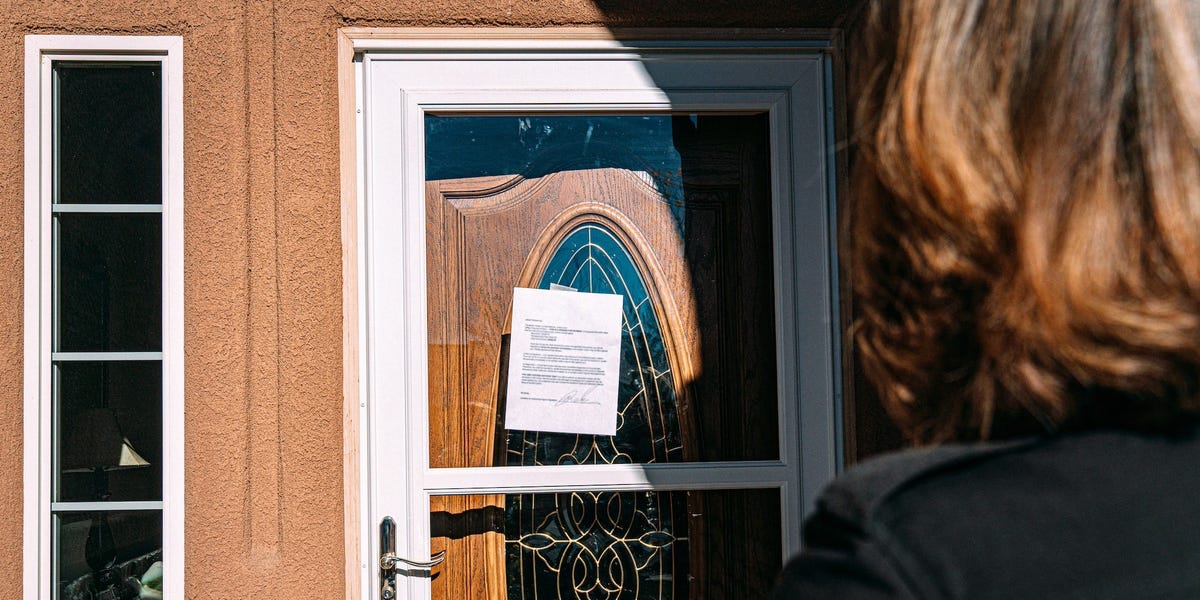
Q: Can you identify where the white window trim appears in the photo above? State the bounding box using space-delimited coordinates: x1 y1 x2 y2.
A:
23 35 184 600
341 28 842 600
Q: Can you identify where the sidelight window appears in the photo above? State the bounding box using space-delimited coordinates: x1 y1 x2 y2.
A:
24 36 183 600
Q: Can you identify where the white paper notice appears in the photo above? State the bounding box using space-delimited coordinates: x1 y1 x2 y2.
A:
504 287 624 436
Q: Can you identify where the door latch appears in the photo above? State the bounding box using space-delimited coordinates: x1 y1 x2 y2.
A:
380 516 447 599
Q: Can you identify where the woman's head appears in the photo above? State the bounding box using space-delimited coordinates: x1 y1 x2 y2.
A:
851 0 1200 443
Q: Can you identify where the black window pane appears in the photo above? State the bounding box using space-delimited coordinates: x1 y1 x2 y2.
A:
56 213 161 352
55 361 163 503
55 510 162 599
54 63 161 204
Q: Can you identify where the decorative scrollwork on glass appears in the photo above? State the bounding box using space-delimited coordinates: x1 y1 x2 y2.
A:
505 222 688 599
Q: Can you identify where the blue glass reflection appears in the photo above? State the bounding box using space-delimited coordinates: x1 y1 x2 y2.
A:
426 115 682 181
426 115 691 227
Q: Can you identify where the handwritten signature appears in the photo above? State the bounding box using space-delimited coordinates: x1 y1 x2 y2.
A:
555 385 601 406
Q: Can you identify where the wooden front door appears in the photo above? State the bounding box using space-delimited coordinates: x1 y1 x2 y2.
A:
423 115 781 598
358 40 840 600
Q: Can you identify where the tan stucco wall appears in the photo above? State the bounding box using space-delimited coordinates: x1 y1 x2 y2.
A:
0 1 851 598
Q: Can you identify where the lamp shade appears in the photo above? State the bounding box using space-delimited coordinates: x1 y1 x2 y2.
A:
61 408 150 472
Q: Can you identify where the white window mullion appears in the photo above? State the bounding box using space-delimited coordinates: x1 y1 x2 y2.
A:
51 352 164 362
422 462 794 495
52 204 163 213
51 501 165 513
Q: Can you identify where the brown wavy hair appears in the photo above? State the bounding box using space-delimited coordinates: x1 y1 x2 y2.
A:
850 0 1200 444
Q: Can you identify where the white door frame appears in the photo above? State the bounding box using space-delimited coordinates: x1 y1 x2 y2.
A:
339 28 842 600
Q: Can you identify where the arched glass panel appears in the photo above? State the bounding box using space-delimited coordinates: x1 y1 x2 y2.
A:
505 222 688 599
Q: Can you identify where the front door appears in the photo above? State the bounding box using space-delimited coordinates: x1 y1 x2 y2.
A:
357 33 840 600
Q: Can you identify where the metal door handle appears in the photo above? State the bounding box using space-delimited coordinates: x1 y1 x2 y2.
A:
381 549 446 570
379 518 446 583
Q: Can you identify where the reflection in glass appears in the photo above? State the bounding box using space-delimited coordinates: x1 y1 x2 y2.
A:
424 112 785 597
53 63 162 204
55 510 162 600
55 361 162 503
49 59 166 600
427 115 683 183
55 213 162 352
424 113 779 467
426 114 705 225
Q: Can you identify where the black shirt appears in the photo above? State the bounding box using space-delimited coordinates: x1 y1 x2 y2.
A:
773 427 1200 599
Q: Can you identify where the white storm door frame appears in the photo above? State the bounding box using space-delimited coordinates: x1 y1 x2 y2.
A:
356 35 840 600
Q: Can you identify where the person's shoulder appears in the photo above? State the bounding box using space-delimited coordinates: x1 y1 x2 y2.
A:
820 426 1200 528
801 427 1200 599
814 437 1038 527
775 439 1042 599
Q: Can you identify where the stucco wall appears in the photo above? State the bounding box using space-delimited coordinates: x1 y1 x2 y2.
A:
0 1 853 598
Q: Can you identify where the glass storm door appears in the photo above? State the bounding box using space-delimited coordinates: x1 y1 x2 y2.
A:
358 38 840 600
